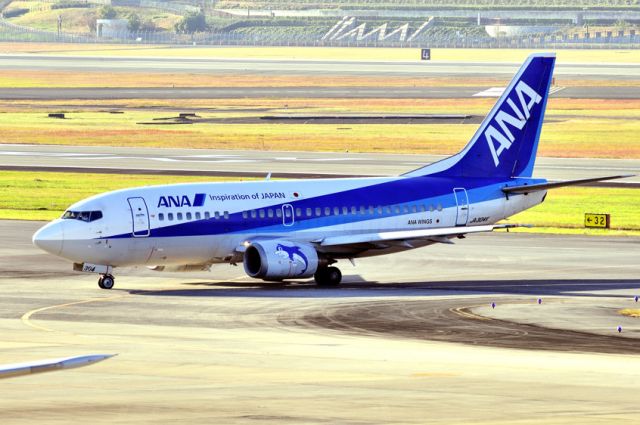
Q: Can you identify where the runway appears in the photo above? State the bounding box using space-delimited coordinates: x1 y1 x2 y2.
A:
1 220 639 423
1 85 638 99
2 144 639 184
2 54 640 79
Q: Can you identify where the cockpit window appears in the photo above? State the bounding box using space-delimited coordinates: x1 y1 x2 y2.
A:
62 210 103 222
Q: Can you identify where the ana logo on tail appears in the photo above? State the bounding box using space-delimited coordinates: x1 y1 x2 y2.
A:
485 80 542 166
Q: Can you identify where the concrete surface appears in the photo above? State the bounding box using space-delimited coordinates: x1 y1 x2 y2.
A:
1 220 639 424
1 85 638 99
2 54 640 78
2 144 639 184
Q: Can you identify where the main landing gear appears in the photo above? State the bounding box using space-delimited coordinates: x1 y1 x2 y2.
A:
314 266 342 287
98 274 115 290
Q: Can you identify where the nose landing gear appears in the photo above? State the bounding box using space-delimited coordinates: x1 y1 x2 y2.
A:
98 274 115 290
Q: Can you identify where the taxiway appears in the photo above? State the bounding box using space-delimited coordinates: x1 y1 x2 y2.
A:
1 54 640 78
2 144 639 184
1 220 638 424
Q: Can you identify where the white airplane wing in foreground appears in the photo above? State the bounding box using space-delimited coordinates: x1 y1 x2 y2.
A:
0 354 115 380
316 224 522 248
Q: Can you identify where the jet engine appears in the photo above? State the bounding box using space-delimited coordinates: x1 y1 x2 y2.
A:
243 240 319 280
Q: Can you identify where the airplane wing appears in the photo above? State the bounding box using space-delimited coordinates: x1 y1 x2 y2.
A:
0 354 115 380
315 224 522 248
502 175 634 195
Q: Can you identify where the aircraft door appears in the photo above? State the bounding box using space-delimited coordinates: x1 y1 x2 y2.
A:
128 197 150 237
453 188 469 226
282 204 294 227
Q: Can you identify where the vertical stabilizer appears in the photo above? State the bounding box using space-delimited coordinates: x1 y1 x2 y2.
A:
405 53 556 179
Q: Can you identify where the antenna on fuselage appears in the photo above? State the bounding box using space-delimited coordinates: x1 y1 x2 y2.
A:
265 172 272 181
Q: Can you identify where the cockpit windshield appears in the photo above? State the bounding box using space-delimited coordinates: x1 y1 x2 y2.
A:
61 210 103 222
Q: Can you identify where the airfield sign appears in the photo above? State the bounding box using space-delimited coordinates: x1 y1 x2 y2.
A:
584 213 610 229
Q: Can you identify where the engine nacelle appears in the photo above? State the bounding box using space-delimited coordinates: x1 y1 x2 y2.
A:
243 240 319 280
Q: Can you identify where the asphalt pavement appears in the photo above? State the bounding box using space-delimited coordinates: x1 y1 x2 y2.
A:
1 144 638 184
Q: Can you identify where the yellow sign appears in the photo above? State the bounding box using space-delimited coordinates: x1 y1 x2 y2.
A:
584 213 610 229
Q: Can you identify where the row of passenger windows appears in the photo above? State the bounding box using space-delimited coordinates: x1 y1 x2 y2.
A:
243 204 443 219
158 211 229 222
157 204 443 222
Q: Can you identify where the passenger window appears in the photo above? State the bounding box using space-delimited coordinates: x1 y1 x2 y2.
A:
315 207 321 216
223 211 229 219
385 206 391 214
242 211 248 219
368 206 374 215
158 213 164 221
268 209 274 218
284 208 291 218
351 206 357 215
403 206 409 214
168 213 174 221
324 207 331 216
342 206 348 215
259 209 265 218
394 206 401 214
377 206 383 215
333 207 339 216
250 210 256 219
177 212 183 220
437 204 443 211
195 212 201 220
419 205 426 212
411 205 417 213
215 211 221 219
429 205 435 212
296 208 302 217
306 208 312 217
205 211 210 219
359 206 366 215
186 212 192 220
276 209 282 218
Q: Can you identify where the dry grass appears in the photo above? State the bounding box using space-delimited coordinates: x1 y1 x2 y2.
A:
619 309 640 318
0 69 638 89
0 70 511 88
0 98 638 158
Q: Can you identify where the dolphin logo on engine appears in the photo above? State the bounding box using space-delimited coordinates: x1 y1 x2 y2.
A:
275 244 309 275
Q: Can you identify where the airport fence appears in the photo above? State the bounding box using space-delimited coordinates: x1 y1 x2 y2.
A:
0 17 638 48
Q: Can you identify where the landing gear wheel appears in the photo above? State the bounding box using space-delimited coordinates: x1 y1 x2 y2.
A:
314 266 342 287
98 274 115 290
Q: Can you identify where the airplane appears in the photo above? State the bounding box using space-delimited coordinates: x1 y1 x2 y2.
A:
32 53 630 289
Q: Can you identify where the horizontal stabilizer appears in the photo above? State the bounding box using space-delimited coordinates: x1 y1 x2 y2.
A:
317 224 523 247
502 175 635 194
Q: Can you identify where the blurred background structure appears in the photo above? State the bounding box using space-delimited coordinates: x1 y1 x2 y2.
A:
0 0 638 47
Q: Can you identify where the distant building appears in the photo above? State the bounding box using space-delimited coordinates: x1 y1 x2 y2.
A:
96 19 129 38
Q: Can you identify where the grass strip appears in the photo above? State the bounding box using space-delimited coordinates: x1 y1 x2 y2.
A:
619 309 640 318
2 171 638 237
1 70 637 89
0 171 245 220
0 109 638 158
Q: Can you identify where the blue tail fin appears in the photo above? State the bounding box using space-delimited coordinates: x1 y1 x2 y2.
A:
405 53 556 179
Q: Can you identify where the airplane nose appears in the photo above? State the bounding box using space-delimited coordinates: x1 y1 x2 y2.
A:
32 221 65 256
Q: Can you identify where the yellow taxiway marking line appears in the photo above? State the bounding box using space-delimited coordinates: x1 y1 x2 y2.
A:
21 295 127 332
20 275 250 332
450 305 492 321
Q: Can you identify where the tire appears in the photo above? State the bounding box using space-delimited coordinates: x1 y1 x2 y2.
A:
315 266 342 287
99 275 115 290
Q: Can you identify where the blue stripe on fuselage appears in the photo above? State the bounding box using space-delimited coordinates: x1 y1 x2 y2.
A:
106 176 544 239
